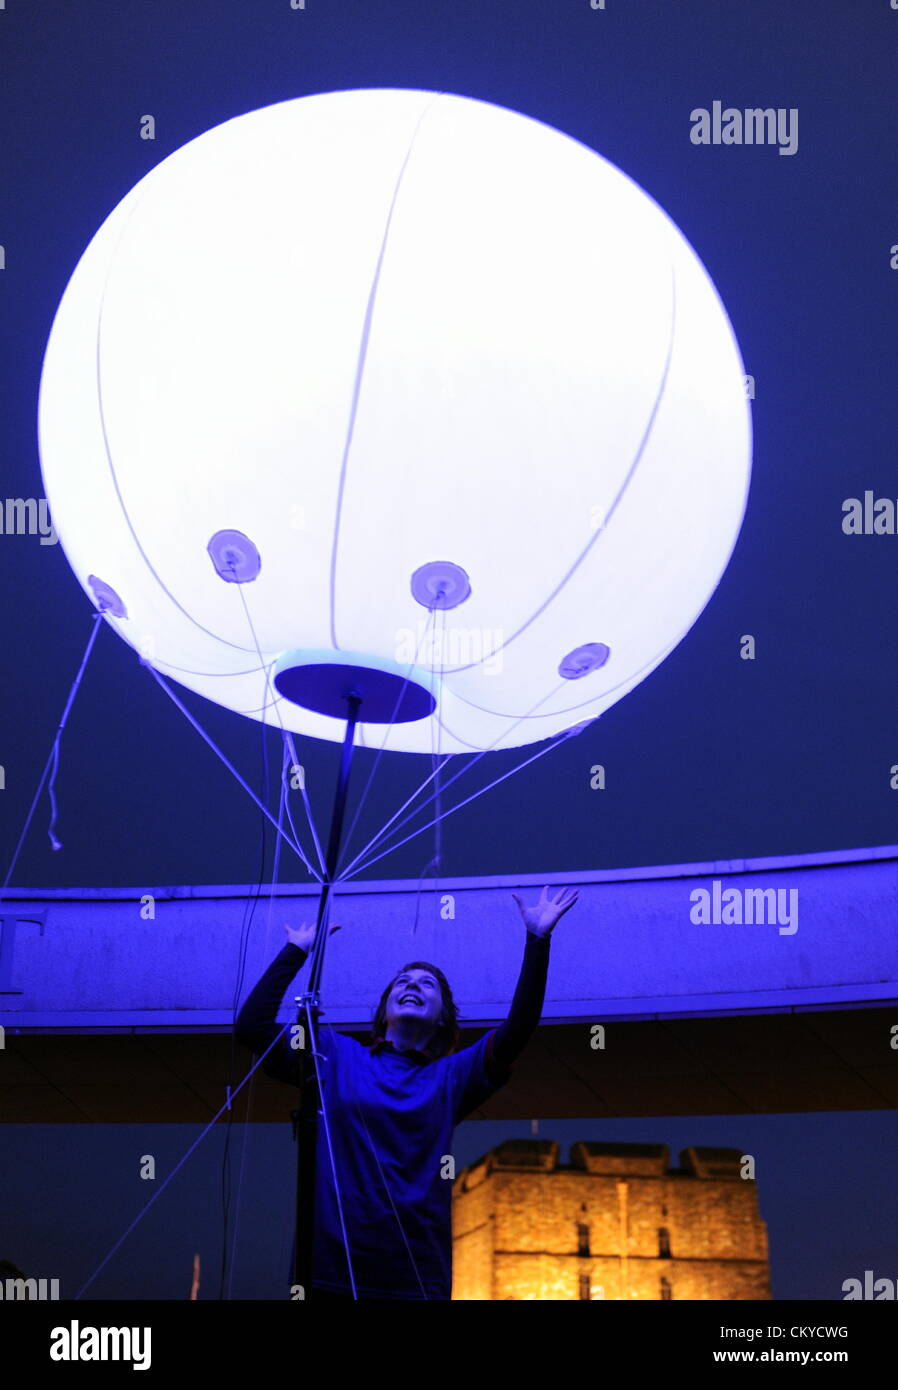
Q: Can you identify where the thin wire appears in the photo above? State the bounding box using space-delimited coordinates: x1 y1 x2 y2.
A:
283 732 326 878
431 606 445 876
0 610 104 905
304 778 436 1297
328 595 440 1300
74 1018 295 1299
339 679 572 880
336 603 439 875
220 824 270 1296
343 661 558 1289
219 574 320 1297
337 754 455 881
45 743 62 851
145 665 322 881
306 1014 359 1299
141 580 322 1296
226 577 365 1300
213 575 365 1300
411 605 446 935
344 727 575 881
432 619 443 879
224 751 288 1298
348 1087 431 1299
221 718 283 1296
229 582 326 880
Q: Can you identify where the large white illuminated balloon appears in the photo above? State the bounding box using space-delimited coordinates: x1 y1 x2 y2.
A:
38 89 751 754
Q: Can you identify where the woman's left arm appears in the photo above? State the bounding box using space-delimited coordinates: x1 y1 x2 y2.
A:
488 886 579 1075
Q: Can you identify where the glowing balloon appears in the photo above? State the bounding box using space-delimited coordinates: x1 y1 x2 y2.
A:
38 89 751 753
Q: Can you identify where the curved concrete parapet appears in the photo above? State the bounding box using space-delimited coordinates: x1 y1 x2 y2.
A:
1 844 895 1032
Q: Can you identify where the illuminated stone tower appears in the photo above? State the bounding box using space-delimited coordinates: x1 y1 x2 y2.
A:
452 1140 771 1300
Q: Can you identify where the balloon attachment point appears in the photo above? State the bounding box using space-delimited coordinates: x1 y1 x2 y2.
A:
207 530 261 583
88 575 127 619
410 561 471 611
558 643 611 679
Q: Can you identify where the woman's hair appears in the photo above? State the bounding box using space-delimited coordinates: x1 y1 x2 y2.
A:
371 961 461 1059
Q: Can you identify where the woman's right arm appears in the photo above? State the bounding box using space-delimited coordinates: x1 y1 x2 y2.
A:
234 939 309 1086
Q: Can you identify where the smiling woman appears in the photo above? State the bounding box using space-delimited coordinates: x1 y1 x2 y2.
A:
371 962 460 1059
234 885 579 1300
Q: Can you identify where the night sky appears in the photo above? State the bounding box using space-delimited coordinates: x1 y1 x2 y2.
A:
1 0 896 1301
3 1113 895 1301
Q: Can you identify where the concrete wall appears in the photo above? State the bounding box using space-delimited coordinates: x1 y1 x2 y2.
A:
1 843 895 1031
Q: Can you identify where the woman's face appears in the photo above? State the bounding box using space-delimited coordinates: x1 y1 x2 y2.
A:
385 967 443 1035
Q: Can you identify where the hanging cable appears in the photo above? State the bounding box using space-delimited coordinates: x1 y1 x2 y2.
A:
0 609 104 906
346 1073 431 1300
283 732 326 879
336 603 439 875
223 576 365 1300
223 768 291 1298
229 581 326 880
339 679 574 880
144 666 322 881
344 726 576 881
306 1015 360 1299
219 695 281 1299
74 1017 297 1299
411 604 447 936
217 573 329 1297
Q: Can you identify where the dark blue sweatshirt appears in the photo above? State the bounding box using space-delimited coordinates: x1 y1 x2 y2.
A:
235 931 551 1299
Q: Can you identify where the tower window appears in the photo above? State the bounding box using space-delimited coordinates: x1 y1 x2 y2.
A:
660 1276 672 1300
658 1227 671 1258
577 1223 590 1256
579 1273 591 1301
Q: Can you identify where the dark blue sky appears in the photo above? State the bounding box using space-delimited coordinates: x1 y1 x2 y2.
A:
1 0 896 1302
1 0 896 889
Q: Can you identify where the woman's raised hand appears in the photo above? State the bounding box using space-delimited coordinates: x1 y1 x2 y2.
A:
511 885 579 938
284 920 341 951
